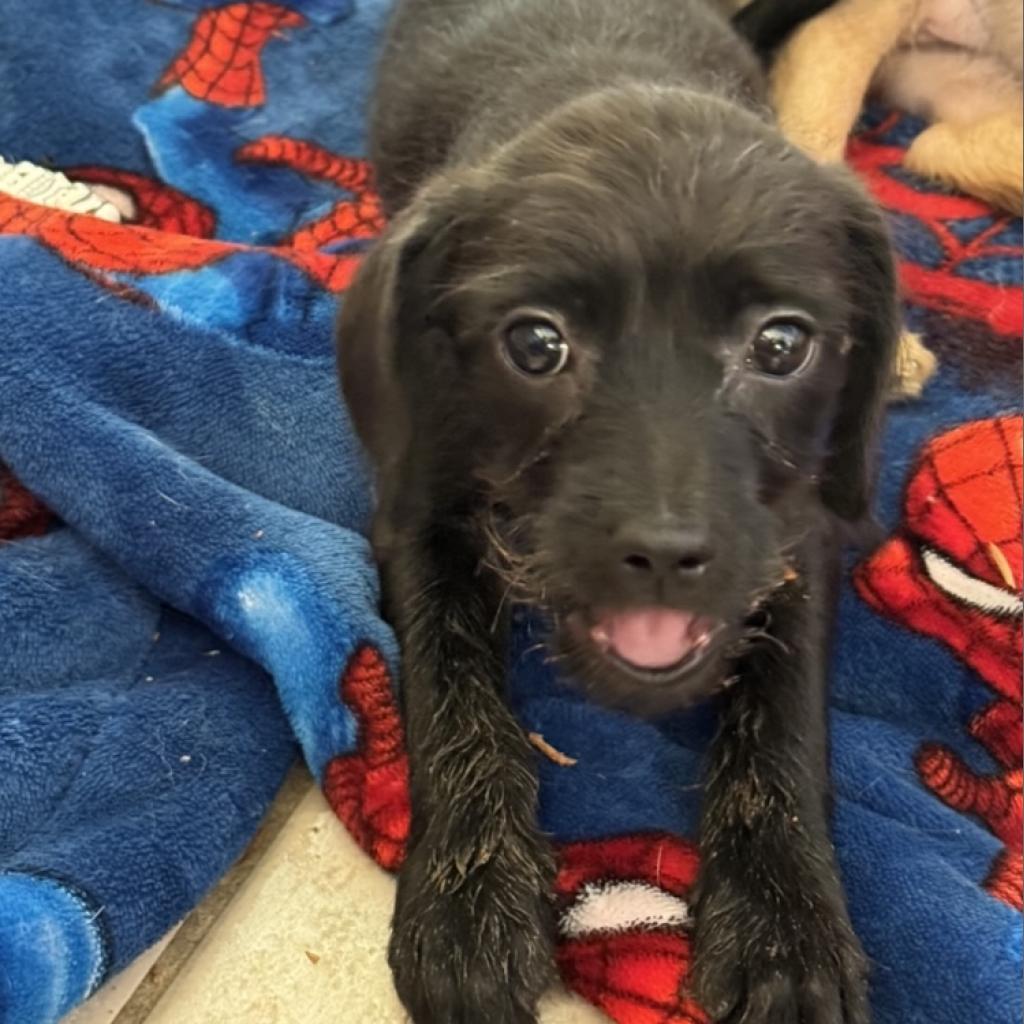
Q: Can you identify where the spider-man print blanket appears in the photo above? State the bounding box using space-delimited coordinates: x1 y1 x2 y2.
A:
0 3 1020 1023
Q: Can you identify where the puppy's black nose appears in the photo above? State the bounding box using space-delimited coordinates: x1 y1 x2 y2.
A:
616 521 714 577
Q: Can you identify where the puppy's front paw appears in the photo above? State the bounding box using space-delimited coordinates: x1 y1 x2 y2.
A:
388 836 556 1024
691 864 870 1023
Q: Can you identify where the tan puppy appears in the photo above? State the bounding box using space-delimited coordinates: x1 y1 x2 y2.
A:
770 0 1023 213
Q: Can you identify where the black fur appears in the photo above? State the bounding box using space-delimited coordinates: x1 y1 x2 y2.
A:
733 0 841 55
337 1 898 1021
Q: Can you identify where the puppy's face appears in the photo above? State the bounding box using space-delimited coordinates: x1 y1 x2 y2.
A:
340 88 897 713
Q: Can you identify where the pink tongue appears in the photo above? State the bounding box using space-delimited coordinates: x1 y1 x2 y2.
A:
590 608 700 670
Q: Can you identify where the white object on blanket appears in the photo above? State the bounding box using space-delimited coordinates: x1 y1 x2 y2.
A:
560 880 690 938
0 155 121 222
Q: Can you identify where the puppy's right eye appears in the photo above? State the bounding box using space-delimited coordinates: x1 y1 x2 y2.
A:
502 318 570 377
746 318 814 377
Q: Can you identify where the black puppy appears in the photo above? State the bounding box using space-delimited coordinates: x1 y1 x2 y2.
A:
337 1 897 1021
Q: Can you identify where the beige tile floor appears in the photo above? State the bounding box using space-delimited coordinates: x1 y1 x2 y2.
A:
66 768 607 1024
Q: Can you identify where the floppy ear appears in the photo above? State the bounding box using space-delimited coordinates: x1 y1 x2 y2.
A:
819 169 900 525
335 181 460 554
337 195 447 463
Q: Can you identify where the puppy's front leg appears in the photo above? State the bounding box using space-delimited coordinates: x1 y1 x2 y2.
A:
386 520 555 1024
692 537 869 1024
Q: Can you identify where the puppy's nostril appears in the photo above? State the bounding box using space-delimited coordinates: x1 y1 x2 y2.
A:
615 520 714 579
623 553 654 572
676 555 707 574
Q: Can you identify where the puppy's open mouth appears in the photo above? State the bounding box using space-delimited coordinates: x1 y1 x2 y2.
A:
570 607 725 682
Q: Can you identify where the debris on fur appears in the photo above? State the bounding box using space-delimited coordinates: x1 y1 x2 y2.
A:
987 541 1016 589
529 733 578 766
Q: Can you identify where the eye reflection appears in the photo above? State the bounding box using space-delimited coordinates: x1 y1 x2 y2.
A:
503 318 571 376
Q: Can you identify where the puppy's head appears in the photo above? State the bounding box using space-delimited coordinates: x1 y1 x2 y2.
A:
339 86 898 713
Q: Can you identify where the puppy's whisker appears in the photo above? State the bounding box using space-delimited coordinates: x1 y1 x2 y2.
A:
519 640 551 660
490 580 518 634
735 628 793 659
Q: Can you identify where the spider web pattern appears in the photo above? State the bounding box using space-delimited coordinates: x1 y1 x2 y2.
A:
236 136 374 192
856 417 1023 910
556 835 705 1023
559 931 705 1024
555 834 700 901
908 417 1022 599
285 195 382 251
284 246 362 291
0 194 237 274
916 743 1022 908
236 135 384 251
156 3 306 108
322 646 410 872
65 166 216 237
857 417 1022 698
0 193 363 292
858 534 1021 699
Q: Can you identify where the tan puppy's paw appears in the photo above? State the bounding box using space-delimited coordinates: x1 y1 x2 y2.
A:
891 330 937 402
905 117 1024 216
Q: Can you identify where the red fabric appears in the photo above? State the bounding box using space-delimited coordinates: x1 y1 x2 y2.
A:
66 167 217 237
236 136 385 251
856 416 1023 911
156 3 306 108
559 932 705 1024
0 135 380 293
323 646 410 872
847 121 1022 339
0 466 51 543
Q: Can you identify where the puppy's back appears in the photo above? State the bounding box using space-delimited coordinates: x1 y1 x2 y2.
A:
368 0 764 213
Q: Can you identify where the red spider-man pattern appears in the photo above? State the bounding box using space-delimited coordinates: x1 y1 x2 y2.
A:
556 835 705 1024
560 931 703 1024
65 166 216 237
0 192 363 293
0 194 235 273
236 135 385 252
916 744 1022 907
322 645 708 1023
856 416 1023 910
848 115 1022 340
0 466 51 543
236 136 375 193
323 645 410 872
156 3 305 108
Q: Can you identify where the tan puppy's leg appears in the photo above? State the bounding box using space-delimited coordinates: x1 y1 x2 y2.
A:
771 0 918 162
904 103 1024 215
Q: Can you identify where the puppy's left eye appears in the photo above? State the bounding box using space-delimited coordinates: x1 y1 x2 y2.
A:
746 319 814 377
503 318 570 377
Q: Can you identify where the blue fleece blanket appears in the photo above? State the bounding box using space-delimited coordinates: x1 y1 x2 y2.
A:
0 4 1020 1024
